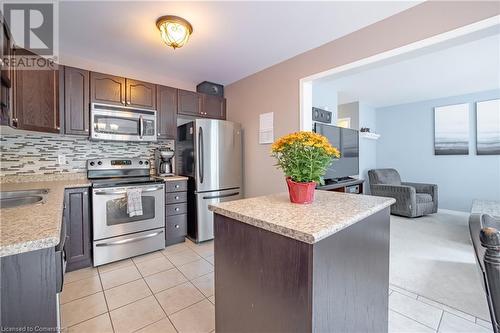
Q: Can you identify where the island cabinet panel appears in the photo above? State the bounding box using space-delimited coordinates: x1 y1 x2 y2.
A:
214 207 390 333
126 79 156 109
157 85 177 139
63 66 90 135
178 89 202 117
90 72 126 106
64 187 92 272
202 94 226 120
0 247 57 329
13 50 60 133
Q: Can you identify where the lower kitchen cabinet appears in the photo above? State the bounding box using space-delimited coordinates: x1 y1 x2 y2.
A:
165 179 188 246
64 187 92 272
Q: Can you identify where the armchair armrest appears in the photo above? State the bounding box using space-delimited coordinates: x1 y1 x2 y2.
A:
402 182 437 194
370 184 417 216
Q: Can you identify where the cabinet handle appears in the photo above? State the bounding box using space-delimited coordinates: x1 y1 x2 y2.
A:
121 100 125 105
174 224 180 229
56 126 60 130
174 207 180 211
85 129 89 132
175 185 180 188
12 118 18 127
175 196 179 200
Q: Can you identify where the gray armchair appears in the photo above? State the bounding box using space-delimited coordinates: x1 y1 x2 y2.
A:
368 168 438 217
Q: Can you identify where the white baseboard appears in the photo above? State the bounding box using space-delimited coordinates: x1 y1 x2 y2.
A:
438 208 469 217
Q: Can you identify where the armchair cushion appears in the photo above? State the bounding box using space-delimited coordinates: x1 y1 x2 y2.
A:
416 193 433 204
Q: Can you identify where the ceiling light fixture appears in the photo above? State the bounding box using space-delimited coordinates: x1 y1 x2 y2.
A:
156 15 193 50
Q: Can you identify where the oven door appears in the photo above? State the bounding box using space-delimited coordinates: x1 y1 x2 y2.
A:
92 183 165 240
91 103 156 142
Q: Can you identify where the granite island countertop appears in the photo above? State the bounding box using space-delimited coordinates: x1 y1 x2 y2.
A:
209 191 395 244
0 178 91 257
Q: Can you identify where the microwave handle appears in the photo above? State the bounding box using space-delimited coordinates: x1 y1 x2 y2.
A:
139 115 144 139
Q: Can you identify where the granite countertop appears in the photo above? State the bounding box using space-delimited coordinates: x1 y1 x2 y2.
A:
471 200 500 217
209 191 395 244
0 178 91 257
158 175 189 182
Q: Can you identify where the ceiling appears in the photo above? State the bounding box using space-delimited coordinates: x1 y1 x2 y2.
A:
313 33 500 108
58 1 419 88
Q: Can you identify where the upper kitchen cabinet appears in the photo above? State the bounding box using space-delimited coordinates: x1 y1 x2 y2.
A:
202 94 226 120
157 85 177 139
90 72 126 107
178 89 202 117
126 79 156 110
13 49 60 133
90 72 156 110
63 66 90 135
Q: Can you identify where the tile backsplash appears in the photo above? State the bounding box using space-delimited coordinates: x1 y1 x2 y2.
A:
0 130 174 178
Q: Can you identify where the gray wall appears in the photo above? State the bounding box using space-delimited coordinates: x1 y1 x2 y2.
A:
359 103 377 194
376 90 500 212
338 102 360 130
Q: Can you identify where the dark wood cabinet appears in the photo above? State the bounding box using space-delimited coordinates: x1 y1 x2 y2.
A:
126 78 156 109
64 187 92 272
157 85 177 139
165 179 188 246
90 72 126 106
13 49 60 133
178 89 202 117
202 94 226 119
1 19 13 126
63 66 90 135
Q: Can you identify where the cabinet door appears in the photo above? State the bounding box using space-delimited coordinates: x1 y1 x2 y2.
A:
64 187 92 272
157 85 177 139
90 72 126 106
178 89 202 116
202 94 226 119
13 51 60 133
64 66 90 135
126 79 156 109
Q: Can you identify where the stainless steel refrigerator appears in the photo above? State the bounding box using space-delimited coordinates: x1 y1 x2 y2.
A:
177 119 243 242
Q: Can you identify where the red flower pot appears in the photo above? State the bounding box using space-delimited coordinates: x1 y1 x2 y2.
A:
286 177 316 204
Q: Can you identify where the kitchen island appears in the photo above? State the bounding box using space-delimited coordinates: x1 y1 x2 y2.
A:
209 191 395 333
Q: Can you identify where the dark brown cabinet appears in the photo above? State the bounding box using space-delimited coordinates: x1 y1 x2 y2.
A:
1 19 13 126
13 49 60 133
178 89 202 117
91 72 156 109
202 94 226 119
63 66 90 135
165 179 188 246
126 78 156 109
157 85 177 139
90 72 126 107
64 187 92 272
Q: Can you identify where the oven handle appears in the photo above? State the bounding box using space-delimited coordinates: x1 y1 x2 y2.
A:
94 185 164 195
95 230 164 247
139 115 144 139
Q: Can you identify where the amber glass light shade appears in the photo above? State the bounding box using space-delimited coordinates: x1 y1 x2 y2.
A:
156 15 193 50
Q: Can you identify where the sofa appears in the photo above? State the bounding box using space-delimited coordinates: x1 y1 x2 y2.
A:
368 168 438 217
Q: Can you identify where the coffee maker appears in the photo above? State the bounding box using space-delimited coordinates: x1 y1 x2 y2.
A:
155 148 175 176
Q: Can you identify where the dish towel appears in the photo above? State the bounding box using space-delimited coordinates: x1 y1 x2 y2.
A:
127 188 143 217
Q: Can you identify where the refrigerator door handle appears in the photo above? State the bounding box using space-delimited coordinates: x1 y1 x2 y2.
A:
202 192 240 200
198 126 204 184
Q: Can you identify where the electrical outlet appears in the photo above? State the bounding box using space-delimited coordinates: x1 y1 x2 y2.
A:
58 154 66 165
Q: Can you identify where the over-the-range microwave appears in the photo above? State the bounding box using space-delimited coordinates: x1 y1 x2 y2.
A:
90 103 157 142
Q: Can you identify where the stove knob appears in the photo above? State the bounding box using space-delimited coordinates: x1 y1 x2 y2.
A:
139 161 143 165
89 161 95 166
97 161 102 166
145 161 149 165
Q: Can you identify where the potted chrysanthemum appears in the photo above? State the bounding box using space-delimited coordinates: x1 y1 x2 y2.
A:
271 131 340 204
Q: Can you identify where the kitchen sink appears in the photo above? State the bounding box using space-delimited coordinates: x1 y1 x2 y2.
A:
0 189 49 209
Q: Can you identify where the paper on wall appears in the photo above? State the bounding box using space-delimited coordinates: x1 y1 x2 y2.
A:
259 112 274 144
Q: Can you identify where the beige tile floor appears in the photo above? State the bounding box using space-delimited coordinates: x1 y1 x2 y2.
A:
61 239 215 333
62 237 494 333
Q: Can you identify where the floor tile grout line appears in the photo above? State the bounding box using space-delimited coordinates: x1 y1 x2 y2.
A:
131 256 180 333
389 308 442 332
60 289 103 306
436 309 444 333
167 297 211 317
97 267 116 333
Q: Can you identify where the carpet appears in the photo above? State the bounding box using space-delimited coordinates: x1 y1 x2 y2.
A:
389 211 491 320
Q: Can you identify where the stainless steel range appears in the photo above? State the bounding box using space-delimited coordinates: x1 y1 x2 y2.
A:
87 157 165 266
